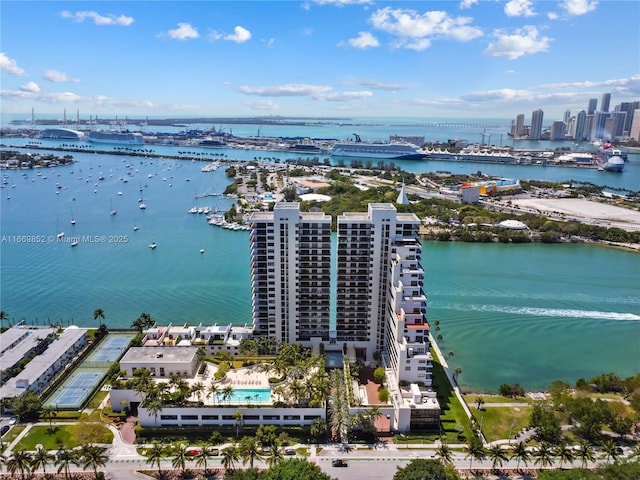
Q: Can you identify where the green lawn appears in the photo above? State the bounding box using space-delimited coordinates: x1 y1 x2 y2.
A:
471 406 531 443
464 394 529 406
14 425 113 451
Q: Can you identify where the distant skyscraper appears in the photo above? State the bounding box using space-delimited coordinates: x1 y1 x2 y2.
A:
563 109 571 124
593 111 611 139
601 93 611 113
618 101 639 134
630 109 640 141
530 109 544 140
574 110 586 141
584 114 595 141
610 111 627 137
551 121 566 141
515 113 525 137
603 116 618 141
587 98 597 115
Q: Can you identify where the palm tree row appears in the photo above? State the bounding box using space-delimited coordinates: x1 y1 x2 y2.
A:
3 445 108 480
463 438 617 474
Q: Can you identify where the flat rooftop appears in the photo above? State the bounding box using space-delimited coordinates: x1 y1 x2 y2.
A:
120 346 197 363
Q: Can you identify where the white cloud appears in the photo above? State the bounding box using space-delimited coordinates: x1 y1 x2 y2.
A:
368 7 483 49
225 26 251 43
245 99 280 111
345 78 402 91
0 89 154 109
547 12 559 20
485 26 551 59
0 53 26 76
560 0 598 16
60 10 133 26
504 0 536 17
43 69 78 83
237 83 372 102
262 38 276 48
313 0 373 6
459 0 478 10
238 84 333 97
165 23 200 41
344 32 380 49
540 75 640 94
20 81 40 93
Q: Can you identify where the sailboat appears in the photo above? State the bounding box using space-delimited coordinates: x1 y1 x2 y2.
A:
139 189 147 210
133 219 139 231
56 219 64 240
70 207 76 225
110 199 117 216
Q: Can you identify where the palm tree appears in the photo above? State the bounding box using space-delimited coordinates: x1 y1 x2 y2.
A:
222 385 234 404
31 446 54 477
221 445 240 473
239 436 262 469
0 310 8 326
265 444 284 467
55 448 79 480
41 404 57 432
576 440 596 468
487 444 508 472
234 410 244 439
81 445 108 479
191 381 205 403
476 396 485 410
554 442 575 469
534 442 555 469
146 442 165 477
6 450 31 480
435 440 454 465
600 438 620 464
171 444 190 475
93 308 105 329
510 441 530 471
465 438 486 473
310 417 328 444
145 398 163 426
195 446 214 474
207 382 220 405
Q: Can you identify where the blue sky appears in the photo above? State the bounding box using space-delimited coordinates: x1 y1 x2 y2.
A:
1 0 638 120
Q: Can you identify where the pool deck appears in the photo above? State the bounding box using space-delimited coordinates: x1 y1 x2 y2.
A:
159 363 274 405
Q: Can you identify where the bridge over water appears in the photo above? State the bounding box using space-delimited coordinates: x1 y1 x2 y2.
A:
389 123 505 129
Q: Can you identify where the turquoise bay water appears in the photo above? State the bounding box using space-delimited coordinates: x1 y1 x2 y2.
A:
1 150 639 392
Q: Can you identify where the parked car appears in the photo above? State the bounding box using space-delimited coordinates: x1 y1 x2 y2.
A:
284 448 296 455
332 459 348 467
0 425 10 436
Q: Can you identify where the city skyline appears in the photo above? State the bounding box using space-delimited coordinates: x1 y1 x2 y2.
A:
1 0 638 119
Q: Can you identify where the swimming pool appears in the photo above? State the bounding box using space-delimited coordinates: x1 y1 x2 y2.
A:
224 388 271 404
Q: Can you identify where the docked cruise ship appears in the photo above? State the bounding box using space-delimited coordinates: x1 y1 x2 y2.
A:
594 143 625 172
330 134 424 160
87 130 144 145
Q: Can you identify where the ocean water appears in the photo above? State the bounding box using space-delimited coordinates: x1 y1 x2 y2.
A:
1 146 639 392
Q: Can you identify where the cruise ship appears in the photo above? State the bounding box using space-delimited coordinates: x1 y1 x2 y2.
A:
330 134 424 160
594 143 625 172
87 130 144 145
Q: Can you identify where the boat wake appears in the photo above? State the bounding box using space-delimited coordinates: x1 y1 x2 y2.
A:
446 303 640 321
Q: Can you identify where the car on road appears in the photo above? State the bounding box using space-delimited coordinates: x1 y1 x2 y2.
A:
0 425 10 436
284 448 296 455
332 459 348 467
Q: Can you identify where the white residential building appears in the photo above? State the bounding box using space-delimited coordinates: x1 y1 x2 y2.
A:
249 203 332 347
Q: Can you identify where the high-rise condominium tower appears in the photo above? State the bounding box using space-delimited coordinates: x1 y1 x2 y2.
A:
249 203 332 345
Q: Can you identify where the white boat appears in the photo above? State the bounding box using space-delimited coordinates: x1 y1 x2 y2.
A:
70 239 79 247
70 207 76 225
148 242 157 249
331 134 424 160
110 199 117 216
139 202 146 210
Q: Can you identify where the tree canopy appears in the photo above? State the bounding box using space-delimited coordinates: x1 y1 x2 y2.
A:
393 459 461 480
